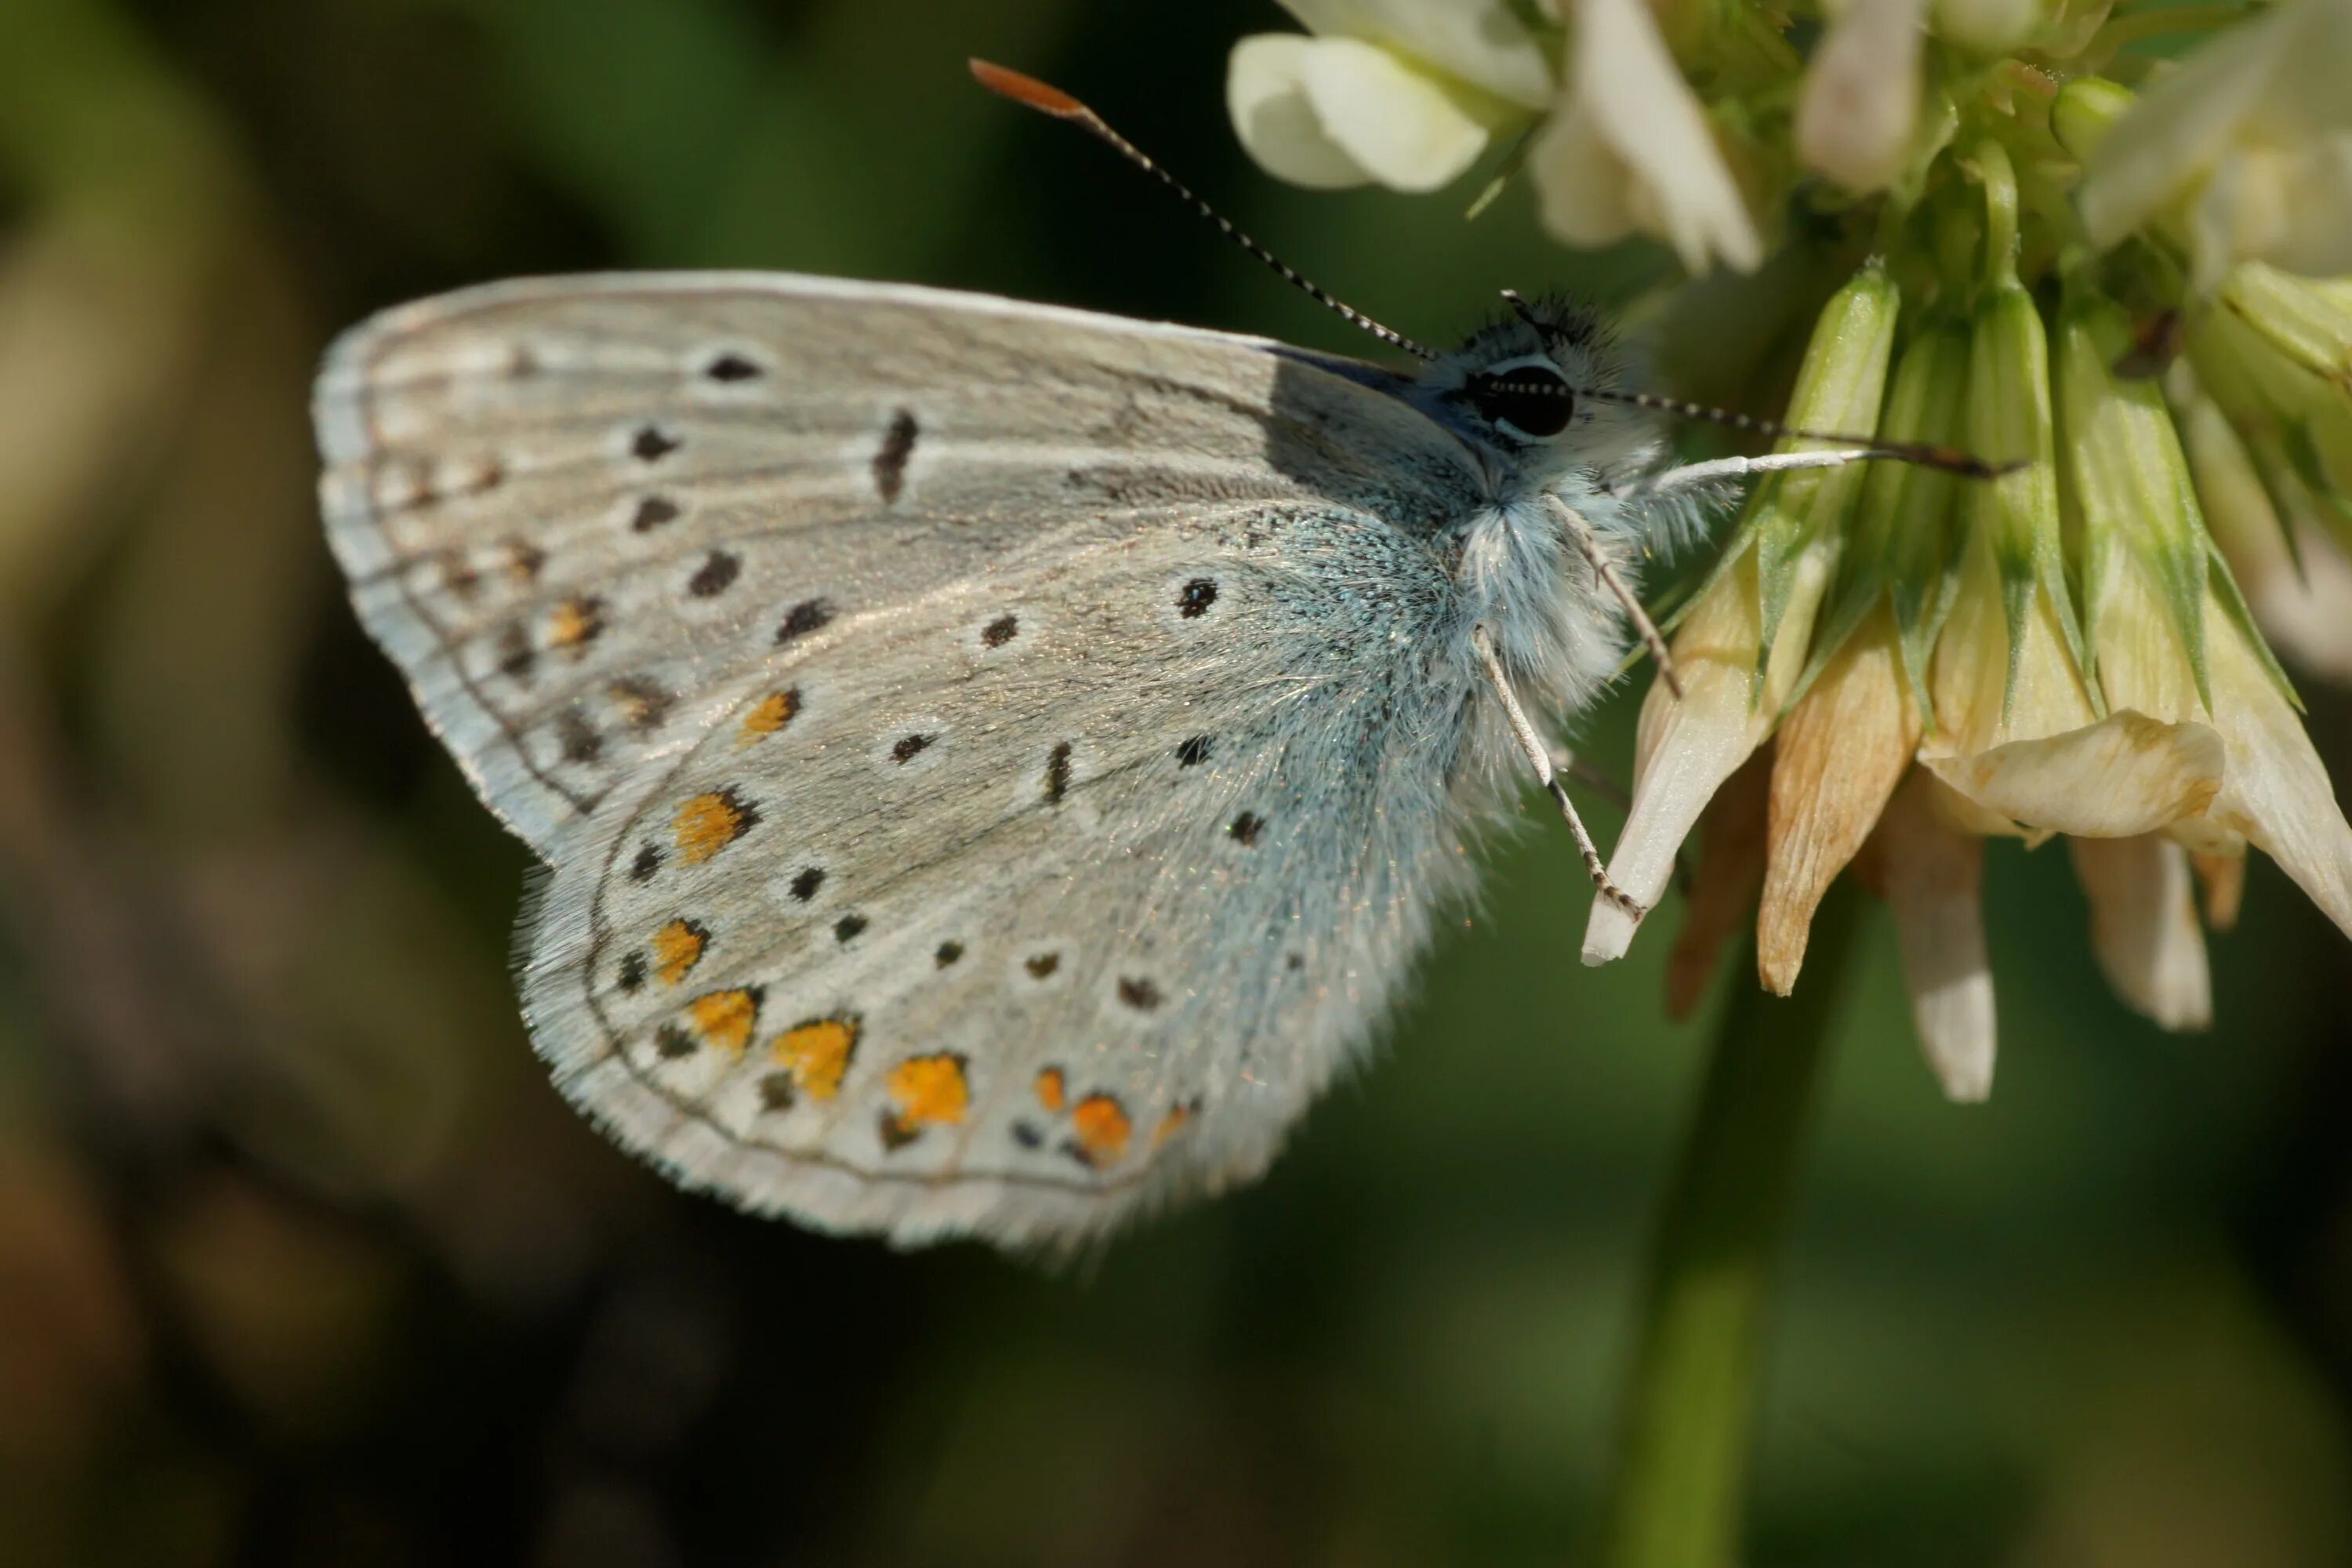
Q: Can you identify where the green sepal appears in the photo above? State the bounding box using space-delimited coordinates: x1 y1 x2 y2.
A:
1967 281 2090 721
1749 264 1903 709
1465 123 1537 222
2281 418 2352 532
2056 291 2213 712
1784 317 1970 720
2220 263 2352 392
2206 541 2305 713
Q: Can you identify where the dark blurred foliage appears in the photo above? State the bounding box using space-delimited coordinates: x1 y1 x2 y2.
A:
3 2 2351 1564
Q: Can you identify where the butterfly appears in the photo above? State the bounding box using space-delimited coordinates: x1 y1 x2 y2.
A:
311 63 1944 1249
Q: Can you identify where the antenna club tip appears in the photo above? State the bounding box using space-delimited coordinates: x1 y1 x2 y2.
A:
969 59 1089 118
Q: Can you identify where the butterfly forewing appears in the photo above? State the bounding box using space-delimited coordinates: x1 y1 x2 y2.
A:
316 273 1501 1245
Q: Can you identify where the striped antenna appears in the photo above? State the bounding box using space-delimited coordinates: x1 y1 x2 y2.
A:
971 60 1436 361
1497 292 2016 479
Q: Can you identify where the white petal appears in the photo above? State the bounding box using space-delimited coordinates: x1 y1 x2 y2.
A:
2070 835 2212 1030
2077 0 2352 278
1529 104 1642 250
1581 658 1771 963
1864 771 1998 1102
1922 710 2227 838
1924 538 2098 759
1298 37 1494 191
2205 608 2352 938
1583 546 1826 963
1796 0 1928 194
2184 392 2352 681
2078 13 2296 251
2265 133 2352 280
1541 0 1762 273
1759 606 1919 993
1229 35 1375 189
1282 0 1554 107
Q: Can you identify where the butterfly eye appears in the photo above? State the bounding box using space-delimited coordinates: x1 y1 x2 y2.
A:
1471 365 1577 440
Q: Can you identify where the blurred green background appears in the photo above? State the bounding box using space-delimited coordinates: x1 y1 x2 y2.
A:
5 2 2352 1563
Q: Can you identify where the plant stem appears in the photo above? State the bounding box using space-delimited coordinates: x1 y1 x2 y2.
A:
1598 887 1863 1568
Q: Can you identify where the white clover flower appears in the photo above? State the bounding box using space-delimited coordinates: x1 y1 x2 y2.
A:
2169 263 2352 682
1529 0 1765 273
2176 374 2352 682
1227 1 1552 193
1795 0 1930 194
2077 0 2352 289
1227 0 1762 271
1583 150 2352 1097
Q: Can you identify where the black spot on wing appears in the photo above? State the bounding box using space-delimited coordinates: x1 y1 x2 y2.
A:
776 598 835 645
688 551 740 597
873 409 918 503
556 706 601 764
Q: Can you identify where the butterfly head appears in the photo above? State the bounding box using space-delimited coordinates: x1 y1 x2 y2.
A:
1414 293 1651 482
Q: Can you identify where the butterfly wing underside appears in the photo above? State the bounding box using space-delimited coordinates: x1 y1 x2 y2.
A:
314 273 1496 1245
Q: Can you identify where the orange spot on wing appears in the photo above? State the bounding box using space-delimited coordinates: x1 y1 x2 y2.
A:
650 919 707 986
741 688 801 742
547 593 604 651
774 1018 858 1102
1034 1067 1066 1114
884 1054 970 1140
1069 1094 1131 1167
688 988 760 1054
673 789 755 863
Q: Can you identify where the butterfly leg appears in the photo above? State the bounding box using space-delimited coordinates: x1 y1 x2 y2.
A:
1543 494 1681 699
1472 623 1646 919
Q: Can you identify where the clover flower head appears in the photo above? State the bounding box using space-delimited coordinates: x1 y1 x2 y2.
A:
1587 150 2352 1096
2077 0 2352 292
1228 1 1553 194
1222 0 2352 1091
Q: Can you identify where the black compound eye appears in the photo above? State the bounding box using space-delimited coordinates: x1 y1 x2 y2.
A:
1471 365 1577 439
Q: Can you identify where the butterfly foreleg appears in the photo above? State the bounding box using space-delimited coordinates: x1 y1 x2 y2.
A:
1622 446 1893 503
1542 494 1681 699
1470 622 1646 920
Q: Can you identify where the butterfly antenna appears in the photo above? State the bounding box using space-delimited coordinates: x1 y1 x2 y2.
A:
1498 289 2019 478
972 60 1437 362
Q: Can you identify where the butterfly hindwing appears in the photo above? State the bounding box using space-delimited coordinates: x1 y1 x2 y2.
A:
316 273 1509 1245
